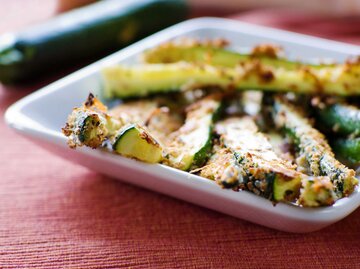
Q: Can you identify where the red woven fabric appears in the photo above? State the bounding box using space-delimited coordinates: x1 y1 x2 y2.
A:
1 3 360 268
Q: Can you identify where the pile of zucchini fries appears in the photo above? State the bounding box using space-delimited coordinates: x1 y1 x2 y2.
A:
63 39 360 207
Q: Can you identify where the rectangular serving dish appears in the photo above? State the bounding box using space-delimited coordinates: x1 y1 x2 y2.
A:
5 17 360 233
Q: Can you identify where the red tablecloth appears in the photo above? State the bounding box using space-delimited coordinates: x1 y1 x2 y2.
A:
1 3 360 268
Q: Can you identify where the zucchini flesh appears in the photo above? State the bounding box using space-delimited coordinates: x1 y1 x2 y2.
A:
164 94 222 171
316 102 360 136
215 117 302 202
113 124 163 163
272 96 358 197
0 0 188 83
102 61 360 99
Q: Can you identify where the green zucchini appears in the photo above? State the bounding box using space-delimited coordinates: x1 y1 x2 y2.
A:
272 96 358 197
0 0 187 83
333 137 360 165
164 94 223 171
102 60 360 99
113 124 163 163
316 102 360 136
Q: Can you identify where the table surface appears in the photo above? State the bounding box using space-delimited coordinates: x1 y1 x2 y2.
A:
1 1 360 268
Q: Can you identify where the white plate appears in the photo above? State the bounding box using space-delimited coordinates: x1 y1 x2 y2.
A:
5 18 360 233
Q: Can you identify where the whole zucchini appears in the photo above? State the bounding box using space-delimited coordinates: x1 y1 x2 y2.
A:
0 0 188 83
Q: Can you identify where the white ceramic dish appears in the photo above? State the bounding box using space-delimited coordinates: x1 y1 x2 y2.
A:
5 18 360 233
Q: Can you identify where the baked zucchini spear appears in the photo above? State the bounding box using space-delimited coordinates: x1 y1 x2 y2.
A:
62 93 183 148
200 117 336 206
164 93 223 171
333 137 360 165
298 176 336 207
200 146 243 189
63 94 166 163
102 58 360 99
143 41 304 69
215 117 300 202
315 100 360 136
62 93 124 148
110 99 183 143
272 96 358 197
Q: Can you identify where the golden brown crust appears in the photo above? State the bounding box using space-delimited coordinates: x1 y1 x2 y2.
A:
250 44 284 59
138 126 161 147
235 60 275 84
84 93 108 112
216 117 299 180
159 38 230 49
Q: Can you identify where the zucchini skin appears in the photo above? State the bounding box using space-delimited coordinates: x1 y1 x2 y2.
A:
316 102 360 136
272 96 358 197
0 0 188 83
333 137 360 164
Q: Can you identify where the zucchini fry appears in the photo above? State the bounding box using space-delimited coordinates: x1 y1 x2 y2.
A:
109 98 183 145
144 40 303 69
215 117 301 202
272 96 358 197
164 93 223 171
315 100 360 136
102 59 360 99
199 146 244 189
298 177 336 207
62 93 124 148
200 117 336 206
62 95 166 163
63 94 183 149
333 137 360 165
